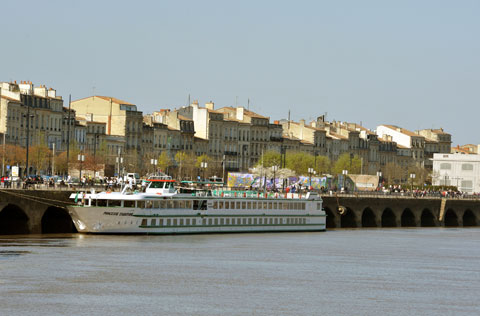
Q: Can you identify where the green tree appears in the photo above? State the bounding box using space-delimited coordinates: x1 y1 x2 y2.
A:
285 152 314 175
256 150 282 168
175 151 188 180
332 153 362 175
195 154 212 168
314 155 331 175
157 151 172 174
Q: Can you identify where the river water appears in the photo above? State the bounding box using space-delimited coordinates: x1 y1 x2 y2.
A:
1 229 479 316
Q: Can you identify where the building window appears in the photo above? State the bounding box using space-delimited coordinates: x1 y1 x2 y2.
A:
440 163 451 170
462 164 473 171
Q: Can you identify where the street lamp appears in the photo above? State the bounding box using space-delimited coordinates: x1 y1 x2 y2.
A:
151 158 158 175
201 161 208 181
342 169 348 191
377 171 382 188
409 173 416 192
23 108 34 178
272 165 278 191
308 167 315 188
116 155 123 177
78 153 85 180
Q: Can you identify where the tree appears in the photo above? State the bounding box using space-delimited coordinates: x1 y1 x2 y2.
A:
157 151 172 174
383 162 405 184
314 155 331 175
332 153 362 175
285 152 314 175
256 151 281 168
175 151 189 180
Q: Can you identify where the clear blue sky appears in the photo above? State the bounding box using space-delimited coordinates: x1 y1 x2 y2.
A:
2 0 479 145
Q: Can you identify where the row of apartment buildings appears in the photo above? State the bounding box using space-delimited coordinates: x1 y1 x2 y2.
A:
0 81 453 178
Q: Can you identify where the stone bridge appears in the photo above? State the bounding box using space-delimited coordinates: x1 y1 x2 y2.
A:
321 195 479 228
0 189 76 234
0 190 479 234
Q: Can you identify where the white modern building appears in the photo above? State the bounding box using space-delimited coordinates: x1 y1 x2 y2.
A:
432 153 480 193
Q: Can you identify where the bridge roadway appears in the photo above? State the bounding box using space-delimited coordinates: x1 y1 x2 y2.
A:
0 189 478 234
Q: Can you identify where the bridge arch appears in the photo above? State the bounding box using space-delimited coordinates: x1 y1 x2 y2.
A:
463 209 477 227
445 209 459 227
340 207 357 228
381 208 396 227
361 208 377 227
0 204 30 234
324 207 336 229
401 208 416 227
41 206 77 234
421 209 436 227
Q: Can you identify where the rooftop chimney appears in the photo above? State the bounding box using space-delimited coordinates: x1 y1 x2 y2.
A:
205 101 214 110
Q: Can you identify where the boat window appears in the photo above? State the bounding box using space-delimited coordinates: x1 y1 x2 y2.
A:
225 201 229 209
151 219 157 226
236 201 241 209
208 218 213 225
173 219 177 226
242 202 246 209
268 202 272 210
146 201 153 209
283 203 288 210
202 218 207 225
219 201 224 209
301 203 305 210
193 200 200 210
200 200 207 210
141 219 147 226
317 203 321 210
159 219 164 226
273 202 277 210
214 218 219 225
185 200 192 209
166 219 171 226
149 181 164 189
185 219 190 226
263 202 268 209
242 218 247 225
220 218 224 225
213 201 218 209
257 202 262 210
174 201 180 208
109 200 121 207
168 200 175 209
152 201 159 208
97 199 107 207
247 201 251 209
179 219 184 226
124 201 135 208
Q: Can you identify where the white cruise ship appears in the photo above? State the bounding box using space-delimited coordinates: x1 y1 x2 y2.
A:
67 176 326 234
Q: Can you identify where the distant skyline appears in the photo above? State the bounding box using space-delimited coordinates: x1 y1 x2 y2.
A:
1 0 479 145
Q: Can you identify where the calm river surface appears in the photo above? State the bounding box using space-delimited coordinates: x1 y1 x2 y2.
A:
1 229 480 316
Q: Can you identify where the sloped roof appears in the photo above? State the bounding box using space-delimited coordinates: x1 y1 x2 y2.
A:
73 95 135 105
381 125 419 137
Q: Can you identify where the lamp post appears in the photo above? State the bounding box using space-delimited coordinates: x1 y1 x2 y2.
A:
66 94 72 175
342 169 348 191
78 153 85 180
92 134 100 179
377 171 382 188
151 158 158 175
201 161 208 181
272 165 278 191
116 154 123 178
308 167 314 188
23 107 34 178
410 173 416 192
